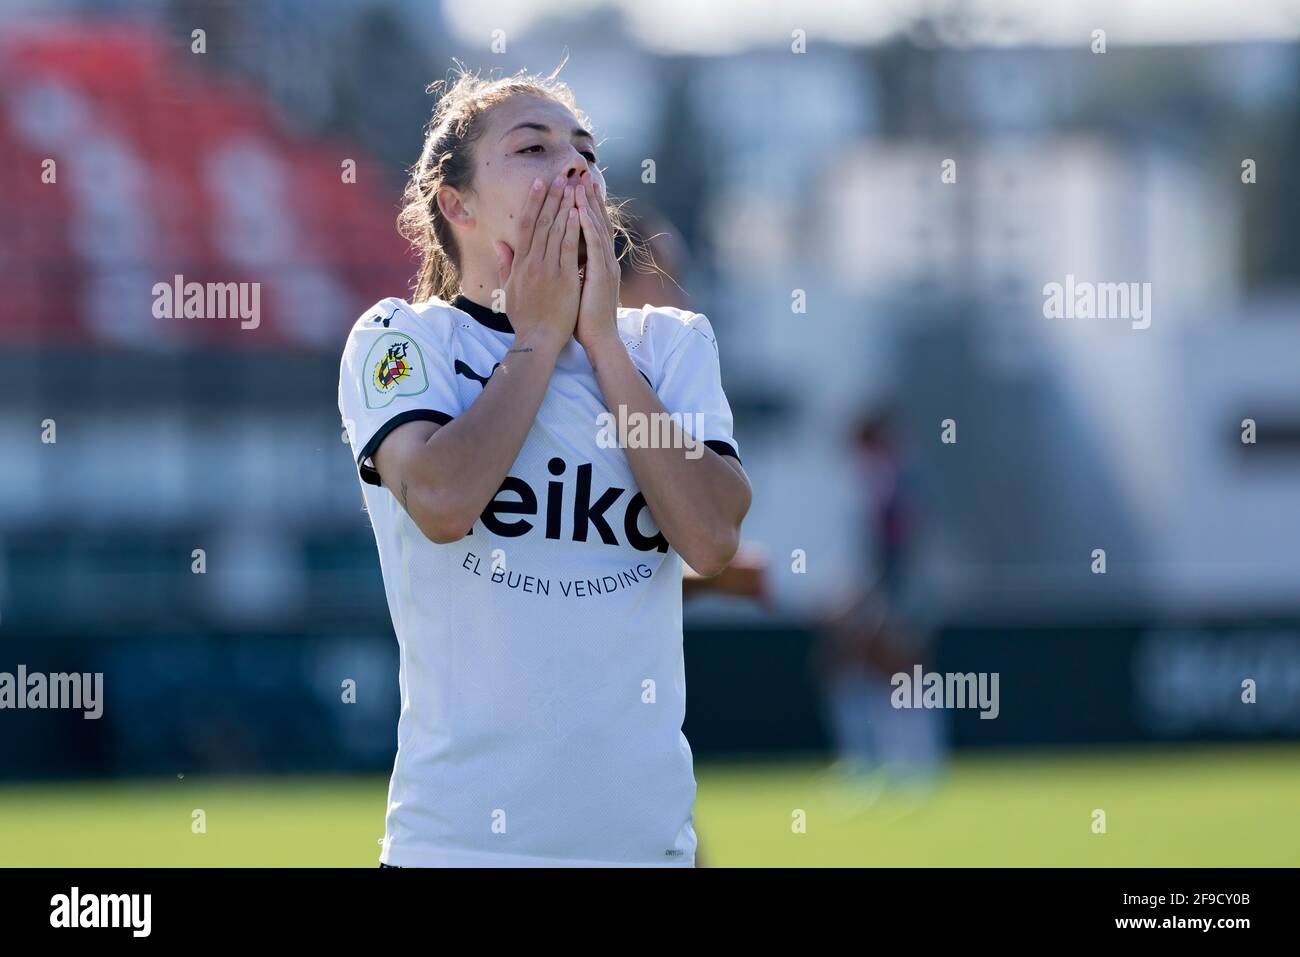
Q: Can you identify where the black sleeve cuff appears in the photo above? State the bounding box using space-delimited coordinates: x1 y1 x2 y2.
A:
704 439 741 464
357 409 454 486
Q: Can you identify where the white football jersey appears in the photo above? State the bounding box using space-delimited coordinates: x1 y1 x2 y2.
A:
338 293 740 867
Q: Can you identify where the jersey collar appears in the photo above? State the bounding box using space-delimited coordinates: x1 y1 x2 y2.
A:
452 293 514 334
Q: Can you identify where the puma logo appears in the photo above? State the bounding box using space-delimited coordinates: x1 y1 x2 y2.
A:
455 359 499 387
369 307 399 328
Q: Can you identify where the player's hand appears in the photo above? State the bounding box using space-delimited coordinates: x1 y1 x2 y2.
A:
574 168 621 353
492 173 581 351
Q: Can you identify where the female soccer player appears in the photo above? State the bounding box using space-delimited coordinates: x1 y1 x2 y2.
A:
338 67 751 867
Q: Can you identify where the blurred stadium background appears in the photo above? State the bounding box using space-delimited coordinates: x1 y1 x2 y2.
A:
2 0 1299 866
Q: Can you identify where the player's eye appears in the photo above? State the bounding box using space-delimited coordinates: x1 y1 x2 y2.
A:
518 144 597 165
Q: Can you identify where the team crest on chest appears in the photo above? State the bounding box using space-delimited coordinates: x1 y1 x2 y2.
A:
363 332 430 408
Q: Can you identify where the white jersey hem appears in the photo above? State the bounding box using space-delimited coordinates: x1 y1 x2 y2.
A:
382 845 694 868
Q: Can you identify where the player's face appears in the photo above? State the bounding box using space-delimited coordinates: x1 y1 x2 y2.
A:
468 95 603 267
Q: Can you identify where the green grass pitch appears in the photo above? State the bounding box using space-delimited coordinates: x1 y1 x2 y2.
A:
1 745 1296 867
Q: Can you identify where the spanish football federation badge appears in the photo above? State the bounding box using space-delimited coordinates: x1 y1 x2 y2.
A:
364 332 430 409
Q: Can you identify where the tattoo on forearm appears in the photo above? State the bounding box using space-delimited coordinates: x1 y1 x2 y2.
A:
507 347 534 355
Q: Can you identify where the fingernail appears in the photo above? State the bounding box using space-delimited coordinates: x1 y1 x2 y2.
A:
532 177 543 192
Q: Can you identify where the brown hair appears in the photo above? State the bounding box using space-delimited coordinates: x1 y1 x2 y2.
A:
399 61 645 303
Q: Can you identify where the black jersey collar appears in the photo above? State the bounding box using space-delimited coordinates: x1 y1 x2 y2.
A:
452 293 513 334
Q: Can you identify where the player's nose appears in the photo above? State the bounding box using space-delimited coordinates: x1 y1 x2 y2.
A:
560 150 590 184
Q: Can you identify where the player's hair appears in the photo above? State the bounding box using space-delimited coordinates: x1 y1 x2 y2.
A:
400 59 640 303
613 203 679 288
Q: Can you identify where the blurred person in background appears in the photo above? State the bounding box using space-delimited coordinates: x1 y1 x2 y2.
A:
817 405 944 801
338 66 751 867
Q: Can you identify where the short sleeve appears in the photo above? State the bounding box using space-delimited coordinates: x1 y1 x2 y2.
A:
338 298 462 487
654 313 741 463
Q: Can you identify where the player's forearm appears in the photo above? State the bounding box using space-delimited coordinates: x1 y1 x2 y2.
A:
586 335 751 576
410 331 564 538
